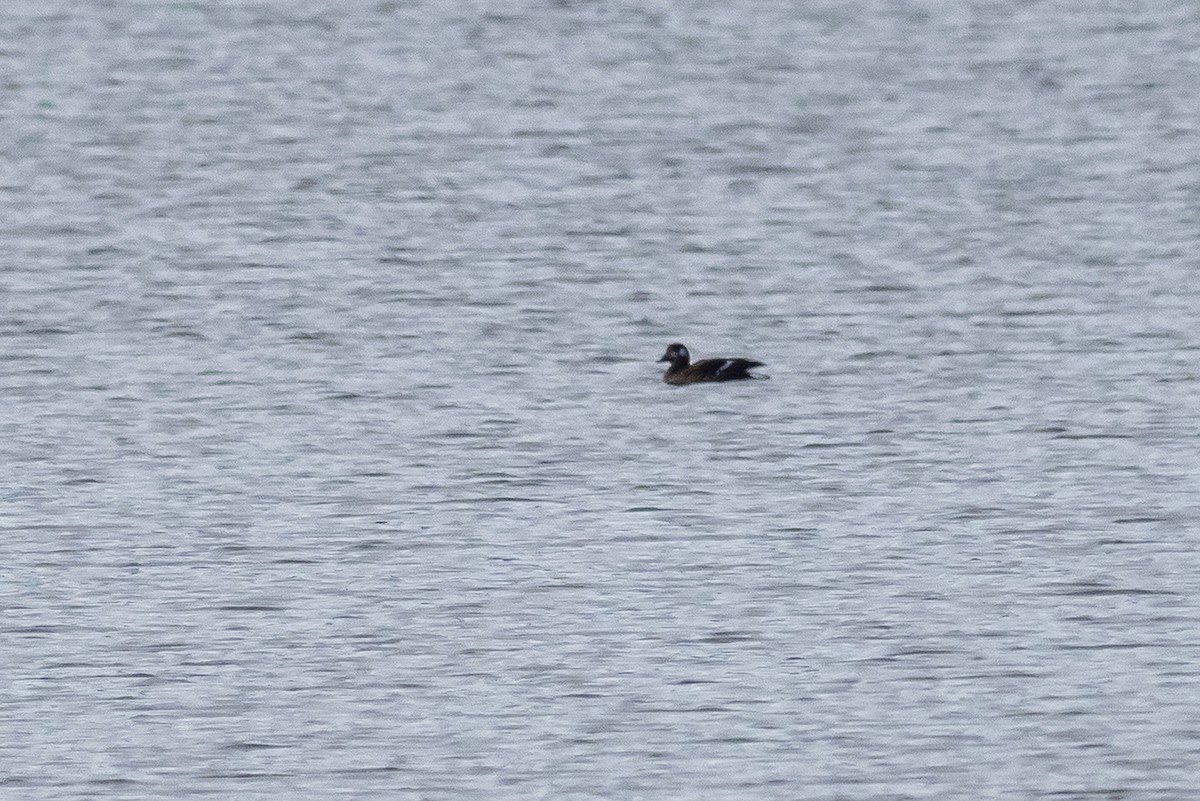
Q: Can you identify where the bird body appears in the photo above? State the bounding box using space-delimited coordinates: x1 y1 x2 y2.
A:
657 342 765 385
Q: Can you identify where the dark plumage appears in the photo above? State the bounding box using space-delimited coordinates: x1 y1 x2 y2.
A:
657 342 766 385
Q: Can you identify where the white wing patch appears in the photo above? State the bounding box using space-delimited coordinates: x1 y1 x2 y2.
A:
716 359 734 375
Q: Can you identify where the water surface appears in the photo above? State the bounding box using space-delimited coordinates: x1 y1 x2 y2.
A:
3 1 1199 798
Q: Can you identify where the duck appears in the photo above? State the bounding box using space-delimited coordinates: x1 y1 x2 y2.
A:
657 342 766 385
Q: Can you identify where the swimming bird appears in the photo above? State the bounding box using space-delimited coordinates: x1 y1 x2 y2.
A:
657 342 766 385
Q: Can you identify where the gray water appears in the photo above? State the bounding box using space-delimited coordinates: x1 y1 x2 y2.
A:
3 1 1200 798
